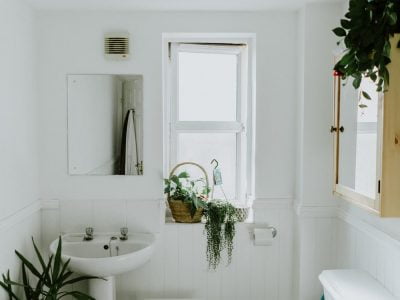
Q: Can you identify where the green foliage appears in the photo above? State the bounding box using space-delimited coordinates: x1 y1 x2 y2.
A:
164 171 209 217
333 0 400 95
204 200 237 269
0 237 101 300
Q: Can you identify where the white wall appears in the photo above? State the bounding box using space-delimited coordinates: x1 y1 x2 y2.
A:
295 3 344 300
295 3 400 300
118 207 293 300
336 200 400 297
41 199 293 300
36 10 297 300
297 2 342 208
37 11 297 201
0 0 42 296
5 2 400 300
0 0 39 220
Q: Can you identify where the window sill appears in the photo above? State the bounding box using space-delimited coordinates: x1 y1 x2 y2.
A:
165 209 254 225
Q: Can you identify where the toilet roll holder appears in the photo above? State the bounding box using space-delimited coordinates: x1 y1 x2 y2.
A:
267 226 277 238
251 225 278 239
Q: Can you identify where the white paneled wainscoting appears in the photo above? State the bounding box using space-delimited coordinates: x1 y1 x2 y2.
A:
9 197 400 300
40 198 294 300
294 205 338 300
336 200 400 298
0 202 42 300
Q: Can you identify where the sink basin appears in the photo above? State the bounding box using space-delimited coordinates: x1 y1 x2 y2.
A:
50 233 155 299
50 233 155 277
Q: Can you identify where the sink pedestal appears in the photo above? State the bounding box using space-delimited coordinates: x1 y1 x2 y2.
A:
89 276 116 300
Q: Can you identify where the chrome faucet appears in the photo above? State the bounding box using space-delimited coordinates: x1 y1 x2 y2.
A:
108 236 118 256
120 227 128 241
83 227 94 241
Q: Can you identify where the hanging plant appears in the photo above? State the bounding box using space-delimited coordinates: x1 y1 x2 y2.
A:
333 0 400 96
204 200 237 269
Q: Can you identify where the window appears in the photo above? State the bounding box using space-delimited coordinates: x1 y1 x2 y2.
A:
163 36 255 206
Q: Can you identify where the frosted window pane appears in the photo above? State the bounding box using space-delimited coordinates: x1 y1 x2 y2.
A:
177 133 237 200
178 52 237 121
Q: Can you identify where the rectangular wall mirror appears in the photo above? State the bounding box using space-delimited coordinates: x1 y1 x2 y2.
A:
337 76 380 199
67 74 143 175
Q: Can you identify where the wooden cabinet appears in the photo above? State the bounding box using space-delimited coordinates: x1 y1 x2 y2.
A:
333 36 400 217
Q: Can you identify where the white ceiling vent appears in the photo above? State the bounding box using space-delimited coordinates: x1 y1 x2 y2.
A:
104 33 130 60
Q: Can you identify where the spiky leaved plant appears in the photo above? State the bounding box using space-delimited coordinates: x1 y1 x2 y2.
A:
0 237 101 300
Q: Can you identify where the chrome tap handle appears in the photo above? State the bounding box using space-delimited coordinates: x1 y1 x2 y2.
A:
83 227 94 241
120 227 128 240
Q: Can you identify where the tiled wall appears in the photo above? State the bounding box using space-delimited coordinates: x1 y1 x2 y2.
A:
41 199 294 300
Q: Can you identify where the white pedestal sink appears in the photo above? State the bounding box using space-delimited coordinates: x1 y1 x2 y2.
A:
50 233 155 300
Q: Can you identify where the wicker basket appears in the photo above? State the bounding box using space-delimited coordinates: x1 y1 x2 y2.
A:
234 206 250 222
167 162 209 223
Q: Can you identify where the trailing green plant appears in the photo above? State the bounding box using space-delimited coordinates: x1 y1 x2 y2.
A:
333 0 400 96
204 200 237 269
0 237 101 300
164 171 210 217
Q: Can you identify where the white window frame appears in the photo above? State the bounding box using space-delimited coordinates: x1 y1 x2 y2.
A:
162 33 256 205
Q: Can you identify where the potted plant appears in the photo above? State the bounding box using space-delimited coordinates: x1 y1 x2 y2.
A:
333 0 400 96
164 162 210 223
0 237 100 299
204 200 237 269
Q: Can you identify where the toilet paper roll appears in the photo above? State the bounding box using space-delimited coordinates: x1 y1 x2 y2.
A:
254 228 274 246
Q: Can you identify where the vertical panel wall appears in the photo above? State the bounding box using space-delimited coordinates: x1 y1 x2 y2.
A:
295 3 344 300
336 200 400 297
41 199 293 300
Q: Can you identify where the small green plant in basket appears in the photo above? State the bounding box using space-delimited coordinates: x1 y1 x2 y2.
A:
164 171 210 218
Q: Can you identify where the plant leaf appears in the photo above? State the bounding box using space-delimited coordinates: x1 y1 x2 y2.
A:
352 76 362 89
333 27 346 37
15 250 42 278
0 281 18 299
21 263 33 299
177 171 189 179
52 236 62 283
388 11 397 26
60 290 96 300
340 19 351 29
31 237 52 286
0 271 18 300
63 275 102 286
362 91 371 100
57 258 71 282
